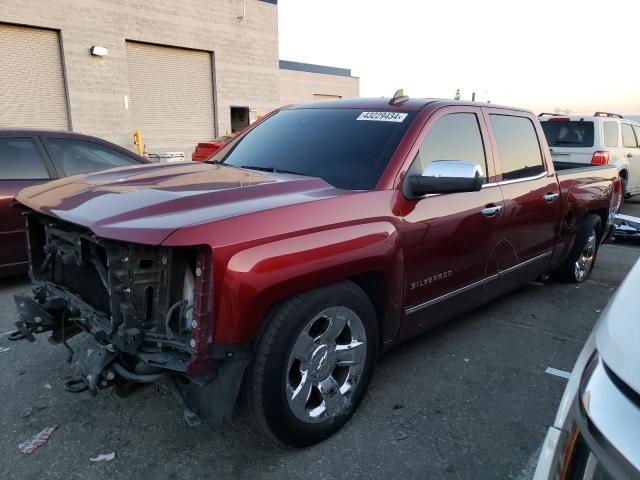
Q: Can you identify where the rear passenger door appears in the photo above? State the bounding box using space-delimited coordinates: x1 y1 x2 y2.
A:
0 136 54 271
484 110 560 285
622 123 640 193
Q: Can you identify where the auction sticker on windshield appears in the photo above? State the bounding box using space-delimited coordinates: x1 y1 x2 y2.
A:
356 112 408 122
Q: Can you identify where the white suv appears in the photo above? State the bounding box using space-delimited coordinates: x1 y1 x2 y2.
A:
539 112 640 198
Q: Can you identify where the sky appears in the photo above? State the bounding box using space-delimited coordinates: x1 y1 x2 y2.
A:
278 0 640 115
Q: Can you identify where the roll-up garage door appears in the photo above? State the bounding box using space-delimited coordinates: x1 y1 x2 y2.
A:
0 23 69 129
126 41 215 156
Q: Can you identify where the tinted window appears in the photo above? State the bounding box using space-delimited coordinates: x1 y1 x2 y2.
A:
219 108 417 190
0 137 50 180
541 121 594 147
46 138 141 176
603 121 619 147
622 124 638 148
490 115 545 181
409 113 487 176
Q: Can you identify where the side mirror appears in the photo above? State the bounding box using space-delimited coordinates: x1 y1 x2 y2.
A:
406 160 485 198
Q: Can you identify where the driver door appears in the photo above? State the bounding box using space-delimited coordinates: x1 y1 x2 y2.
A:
398 106 506 340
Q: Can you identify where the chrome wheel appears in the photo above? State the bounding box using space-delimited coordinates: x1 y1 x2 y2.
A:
574 231 596 282
285 306 367 424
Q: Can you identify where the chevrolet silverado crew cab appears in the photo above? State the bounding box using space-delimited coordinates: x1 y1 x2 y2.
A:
539 112 640 200
11 97 622 447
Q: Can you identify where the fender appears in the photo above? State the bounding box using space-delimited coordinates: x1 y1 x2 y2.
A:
212 221 403 345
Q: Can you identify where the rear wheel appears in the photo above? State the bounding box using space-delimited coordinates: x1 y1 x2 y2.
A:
620 175 628 208
552 214 601 283
245 281 378 447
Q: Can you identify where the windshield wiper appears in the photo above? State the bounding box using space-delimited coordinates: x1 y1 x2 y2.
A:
240 165 303 175
554 140 583 145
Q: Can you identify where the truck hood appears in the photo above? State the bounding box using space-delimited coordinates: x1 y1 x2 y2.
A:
595 258 640 395
15 162 345 244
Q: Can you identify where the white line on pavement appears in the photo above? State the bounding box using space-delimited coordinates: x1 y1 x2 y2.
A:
545 367 571 380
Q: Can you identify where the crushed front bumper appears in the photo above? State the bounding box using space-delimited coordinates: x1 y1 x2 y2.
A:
12 212 247 426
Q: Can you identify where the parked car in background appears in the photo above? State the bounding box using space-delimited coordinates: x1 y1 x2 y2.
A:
535 258 640 480
0 130 148 277
539 112 640 200
11 98 621 446
191 134 235 162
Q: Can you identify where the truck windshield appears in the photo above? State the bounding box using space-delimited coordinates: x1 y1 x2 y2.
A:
541 121 594 147
216 108 417 190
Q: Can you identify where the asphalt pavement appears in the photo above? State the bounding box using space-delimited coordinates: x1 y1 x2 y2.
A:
1 200 639 480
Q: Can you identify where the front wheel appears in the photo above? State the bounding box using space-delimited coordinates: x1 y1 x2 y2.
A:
552 214 601 283
245 281 379 447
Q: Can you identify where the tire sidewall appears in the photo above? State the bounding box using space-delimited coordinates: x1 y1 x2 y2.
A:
571 216 601 282
258 283 378 447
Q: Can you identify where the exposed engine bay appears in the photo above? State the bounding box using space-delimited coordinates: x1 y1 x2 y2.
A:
12 212 247 426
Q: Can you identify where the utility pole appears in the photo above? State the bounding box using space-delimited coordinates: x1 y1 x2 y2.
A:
471 92 476 102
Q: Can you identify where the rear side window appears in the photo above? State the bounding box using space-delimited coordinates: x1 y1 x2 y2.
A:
622 124 638 148
490 115 545 181
540 121 594 147
46 138 141 176
0 137 50 180
409 113 487 176
603 121 619 147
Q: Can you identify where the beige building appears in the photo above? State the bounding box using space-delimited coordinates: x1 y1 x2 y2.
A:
0 0 359 156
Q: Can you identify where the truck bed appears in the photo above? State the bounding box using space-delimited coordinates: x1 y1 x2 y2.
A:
553 160 613 175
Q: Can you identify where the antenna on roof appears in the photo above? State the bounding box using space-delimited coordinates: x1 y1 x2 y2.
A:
389 89 409 105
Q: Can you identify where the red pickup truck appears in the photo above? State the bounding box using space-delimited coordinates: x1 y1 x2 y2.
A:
11 98 621 446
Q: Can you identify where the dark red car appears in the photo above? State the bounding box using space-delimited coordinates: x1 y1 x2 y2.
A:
11 99 621 446
191 134 236 162
0 130 147 277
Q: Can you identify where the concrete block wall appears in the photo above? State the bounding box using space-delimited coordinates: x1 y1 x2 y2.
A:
279 69 360 108
0 0 280 150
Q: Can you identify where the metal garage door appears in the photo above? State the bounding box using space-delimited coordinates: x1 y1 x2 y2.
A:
126 41 215 156
0 23 69 129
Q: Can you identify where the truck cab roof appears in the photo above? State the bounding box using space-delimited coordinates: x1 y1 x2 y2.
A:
288 97 533 115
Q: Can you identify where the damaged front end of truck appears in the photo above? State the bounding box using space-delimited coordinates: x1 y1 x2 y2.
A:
12 212 247 426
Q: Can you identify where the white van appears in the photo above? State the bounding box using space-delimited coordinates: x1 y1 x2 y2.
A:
539 112 640 198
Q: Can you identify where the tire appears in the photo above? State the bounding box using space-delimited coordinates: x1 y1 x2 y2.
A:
552 214 601 283
245 281 379 447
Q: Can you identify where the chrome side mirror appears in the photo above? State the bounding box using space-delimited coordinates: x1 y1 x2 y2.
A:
407 160 485 198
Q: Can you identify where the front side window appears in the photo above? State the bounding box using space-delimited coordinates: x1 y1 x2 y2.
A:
622 124 638 148
490 115 545 181
603 121 619 147
46 138 141 176
0 137 50 180
218 108 417 190
408 113 487 176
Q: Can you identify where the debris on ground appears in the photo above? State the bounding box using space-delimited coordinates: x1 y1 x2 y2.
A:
396 431 409 441
0 346 10 353
20 405 49 419
89 452 116 463
18 426 57 453
43 383 52 390
392 402 405 410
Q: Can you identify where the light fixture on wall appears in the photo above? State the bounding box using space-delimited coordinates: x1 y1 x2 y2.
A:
90 46 109 57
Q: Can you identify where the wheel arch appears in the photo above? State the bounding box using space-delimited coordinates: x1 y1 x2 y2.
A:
212 222 404 345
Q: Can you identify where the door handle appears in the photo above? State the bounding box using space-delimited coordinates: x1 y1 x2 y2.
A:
482 205 503 217
543 192 559 203
627 153 633 158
